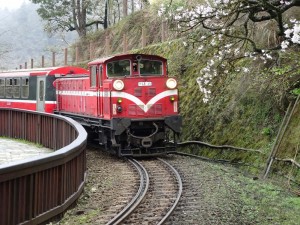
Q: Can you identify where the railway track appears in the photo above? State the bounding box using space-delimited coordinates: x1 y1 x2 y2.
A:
56 148 256 224
107 158 182 225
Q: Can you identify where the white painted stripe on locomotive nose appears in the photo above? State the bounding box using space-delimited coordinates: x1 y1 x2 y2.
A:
112 89 178 112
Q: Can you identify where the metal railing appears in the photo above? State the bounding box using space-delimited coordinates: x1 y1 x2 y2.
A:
0 108 87 225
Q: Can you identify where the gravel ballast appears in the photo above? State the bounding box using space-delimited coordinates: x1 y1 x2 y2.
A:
51 147 300 225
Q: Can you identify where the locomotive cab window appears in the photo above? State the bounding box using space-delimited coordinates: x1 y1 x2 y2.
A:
90 65 97 87
107 60 130 77
140 60 163 76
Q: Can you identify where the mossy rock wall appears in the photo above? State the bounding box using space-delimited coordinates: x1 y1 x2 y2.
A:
137 42 300 183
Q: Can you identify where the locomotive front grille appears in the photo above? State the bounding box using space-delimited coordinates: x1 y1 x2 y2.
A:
128 104 162 115
128 105 144 115
148 104 162 115
134 87 142 97
148 88 156 96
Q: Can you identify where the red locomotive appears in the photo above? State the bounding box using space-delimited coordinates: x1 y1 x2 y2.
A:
0 54 182 156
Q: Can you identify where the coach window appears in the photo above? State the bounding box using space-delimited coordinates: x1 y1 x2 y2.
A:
0 78 4 97
5 78 13 98
13 78 20 98
21 77 29 98
90 65 97 87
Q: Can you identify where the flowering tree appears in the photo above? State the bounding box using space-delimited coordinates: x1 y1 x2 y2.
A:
159 0 300 102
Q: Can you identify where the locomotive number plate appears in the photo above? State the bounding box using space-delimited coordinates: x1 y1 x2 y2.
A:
138 82 152 86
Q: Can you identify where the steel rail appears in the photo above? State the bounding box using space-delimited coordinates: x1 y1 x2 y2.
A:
106 158 149 225
157 157 183 225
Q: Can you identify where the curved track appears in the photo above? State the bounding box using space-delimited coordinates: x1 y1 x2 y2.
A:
106 158 149 225
107 158 182 225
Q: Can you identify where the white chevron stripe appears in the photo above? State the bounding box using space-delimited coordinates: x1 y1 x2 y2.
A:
112 90 178 112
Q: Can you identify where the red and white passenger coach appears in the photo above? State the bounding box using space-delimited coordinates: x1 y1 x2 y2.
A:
0 54 182 156
0 66 88 112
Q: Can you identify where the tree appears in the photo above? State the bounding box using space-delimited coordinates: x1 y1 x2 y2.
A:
30 0 107 37
166 0 300 52
159 0 300 102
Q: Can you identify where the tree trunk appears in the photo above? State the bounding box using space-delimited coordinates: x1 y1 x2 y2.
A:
123 0 128 17
131 0 134 13
71 0 87 37
104 0 108 29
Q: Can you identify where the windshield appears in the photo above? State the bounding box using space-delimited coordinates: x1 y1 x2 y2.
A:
140 60 163 76
107 60 130 77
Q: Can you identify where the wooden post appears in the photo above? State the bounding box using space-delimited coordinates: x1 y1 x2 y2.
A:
76 46 79 64
161 20 168 42
165 20 169 40
263 96 300 179
123 34 128 53
142 28 147 48
52 52 56 67
64 48 68 65
105 36 110 56
31 59 33 68
42 55 45 68
89 42 93 60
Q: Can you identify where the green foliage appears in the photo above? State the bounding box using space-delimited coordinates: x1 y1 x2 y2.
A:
77 3 300 180
291 88 300 95
239 179 300 225
271 65 292 76
151 0 189 12
261 127 272 136
0 136 44 148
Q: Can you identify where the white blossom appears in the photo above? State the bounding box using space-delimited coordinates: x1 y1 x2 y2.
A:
242 67 250 73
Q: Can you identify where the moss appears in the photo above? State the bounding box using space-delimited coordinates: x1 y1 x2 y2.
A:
73 7 300 182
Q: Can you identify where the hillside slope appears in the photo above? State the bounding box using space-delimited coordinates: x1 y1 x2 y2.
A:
74 6 300 183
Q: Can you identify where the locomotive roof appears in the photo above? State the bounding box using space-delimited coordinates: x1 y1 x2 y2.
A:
0 66 88 77
88 53 167 65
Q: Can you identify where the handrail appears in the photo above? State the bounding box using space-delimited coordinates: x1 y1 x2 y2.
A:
0 108 87 225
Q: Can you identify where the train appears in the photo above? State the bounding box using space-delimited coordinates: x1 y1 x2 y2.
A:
0 53 182 156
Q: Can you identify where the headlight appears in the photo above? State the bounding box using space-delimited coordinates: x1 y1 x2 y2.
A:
113 80 124 91
166 78 177 89
117 106 123 113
